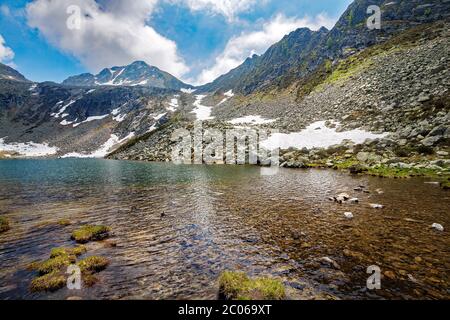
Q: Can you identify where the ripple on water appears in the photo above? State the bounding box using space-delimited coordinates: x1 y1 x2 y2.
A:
0 159 449 300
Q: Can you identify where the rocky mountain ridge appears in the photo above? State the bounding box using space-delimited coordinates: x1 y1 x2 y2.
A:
62 61 193 91
198 0 450 95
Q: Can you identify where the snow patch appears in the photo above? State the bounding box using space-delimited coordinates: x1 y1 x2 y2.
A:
192 95 214 121
61 132 135 158
72 114 109 127
113 114 127 122
51 100 76 119
0 137 58 157
181 88 196 94
224 90 234 97
167 97 179 112
261 121 388 150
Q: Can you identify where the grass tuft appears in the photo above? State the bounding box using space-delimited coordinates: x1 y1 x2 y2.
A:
219 271 285 300
71 225 110 244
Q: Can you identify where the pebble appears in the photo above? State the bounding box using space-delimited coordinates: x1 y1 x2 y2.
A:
431 223 444 232
344 212 354 219
319 257 341 270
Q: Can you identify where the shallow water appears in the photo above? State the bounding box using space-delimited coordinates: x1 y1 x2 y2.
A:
0 159 448 300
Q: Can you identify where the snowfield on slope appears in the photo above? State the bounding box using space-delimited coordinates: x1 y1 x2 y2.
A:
61 133 135 158
261 121 388 150
192 95 214 121
0 138 59 157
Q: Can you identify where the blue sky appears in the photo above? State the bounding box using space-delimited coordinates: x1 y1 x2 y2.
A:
0 0 353 85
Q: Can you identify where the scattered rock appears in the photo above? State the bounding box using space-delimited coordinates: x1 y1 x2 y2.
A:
344 212 354 219
369 204 384 209
334 193 350 203
431 223 444 232
349 198 359 204
319 257 341 270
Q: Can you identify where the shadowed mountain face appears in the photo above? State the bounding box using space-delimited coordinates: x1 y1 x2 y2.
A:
62 61 193 90
198 0 450 95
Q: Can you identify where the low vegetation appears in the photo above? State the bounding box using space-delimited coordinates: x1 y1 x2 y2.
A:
30 272 66 293
219 271 285 300
28 239 109 292
78 256 109 273
71 225 110 243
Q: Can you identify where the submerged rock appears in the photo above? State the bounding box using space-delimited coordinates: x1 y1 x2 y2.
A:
344 212 354 219
319 257 341 270
334 193 350 203
431 223 444 232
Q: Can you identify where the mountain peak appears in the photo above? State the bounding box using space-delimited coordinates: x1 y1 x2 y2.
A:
62 61 192 90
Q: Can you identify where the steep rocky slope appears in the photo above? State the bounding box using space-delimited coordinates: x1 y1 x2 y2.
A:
198 0 450 95
109 21 449 180
0 76 191 157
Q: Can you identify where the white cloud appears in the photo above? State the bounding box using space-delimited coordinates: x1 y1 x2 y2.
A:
169 0 260 21
0 34 15 63
194 13 336 86
26 0 189 77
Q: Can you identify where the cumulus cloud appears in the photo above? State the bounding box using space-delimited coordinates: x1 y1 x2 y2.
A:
0 34 15 64
170 0 260 21
26 0 189 77
194 13 336 85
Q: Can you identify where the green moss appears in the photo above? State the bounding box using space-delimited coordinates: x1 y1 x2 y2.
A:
441 181 450 190
219 271 285 301
71 225 110 243
0 216 10 233
78 256 109 273
50 245 87 259
334 158 359 170
37 255 76 275
367 165 443 179
57 219 72 226
30 272 66 292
